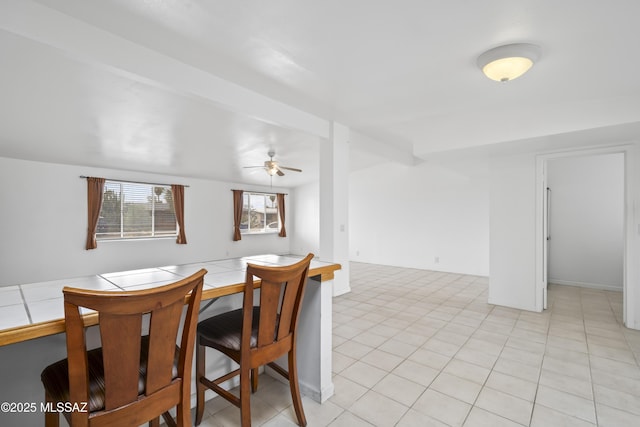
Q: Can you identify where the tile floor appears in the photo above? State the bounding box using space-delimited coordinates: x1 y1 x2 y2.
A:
196 262 640 426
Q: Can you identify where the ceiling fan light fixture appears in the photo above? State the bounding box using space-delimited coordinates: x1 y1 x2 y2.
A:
244 151 302 178
264 160 278 175
477 43 540 82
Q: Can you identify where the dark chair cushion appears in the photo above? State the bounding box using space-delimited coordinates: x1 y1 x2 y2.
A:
198 307 266 351
41 336 178 413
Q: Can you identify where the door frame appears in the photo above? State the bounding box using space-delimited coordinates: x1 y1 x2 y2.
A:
535 143 640 329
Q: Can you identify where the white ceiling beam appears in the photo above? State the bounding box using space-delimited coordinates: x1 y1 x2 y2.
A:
0 0 330 139
350 131 418 166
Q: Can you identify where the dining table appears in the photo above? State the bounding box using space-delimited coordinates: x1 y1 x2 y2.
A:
0 253 340 426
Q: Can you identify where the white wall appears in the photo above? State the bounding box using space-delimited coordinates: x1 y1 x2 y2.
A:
349 159 490 276
290 180 320 256
489 153 538 311
547 153 624 290
0 156 291 285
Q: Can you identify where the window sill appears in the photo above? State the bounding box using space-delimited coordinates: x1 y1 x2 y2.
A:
240 231 280 236
96 236 177 243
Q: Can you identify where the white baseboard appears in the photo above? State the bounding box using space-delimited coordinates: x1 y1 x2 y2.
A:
299 379 335 403
549 279 622 292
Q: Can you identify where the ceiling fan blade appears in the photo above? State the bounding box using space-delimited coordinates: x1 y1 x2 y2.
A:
243 165 264 169
276 166 285 176
279 166 302 172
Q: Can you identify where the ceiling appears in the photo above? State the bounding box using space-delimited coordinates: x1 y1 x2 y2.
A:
2 0 640 187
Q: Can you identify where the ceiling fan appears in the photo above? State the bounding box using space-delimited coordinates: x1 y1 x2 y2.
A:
244 150 302 176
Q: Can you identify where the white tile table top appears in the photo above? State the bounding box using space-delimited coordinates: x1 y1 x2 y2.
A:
117 279 184 292
0 254 334 337
205 258 249 270
104 270 182 288
20 275 118 302
160 263 233 276
100 267 165 278
204 270 247 288
28 298 65 324
246 254 300 264
0 304 30 330
0 286 23 307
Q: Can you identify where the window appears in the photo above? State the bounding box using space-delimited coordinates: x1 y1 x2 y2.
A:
96 181 177 240
241 192 279 234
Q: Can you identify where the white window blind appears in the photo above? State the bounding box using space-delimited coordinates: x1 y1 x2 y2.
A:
96 181 177 240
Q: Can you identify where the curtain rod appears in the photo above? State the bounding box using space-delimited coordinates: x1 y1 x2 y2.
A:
231 189 287 195
80 176 189 188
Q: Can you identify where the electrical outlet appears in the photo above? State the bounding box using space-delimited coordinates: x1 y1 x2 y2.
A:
434 256 440 264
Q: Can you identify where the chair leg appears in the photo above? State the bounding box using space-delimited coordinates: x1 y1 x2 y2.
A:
288 349 307 427
149 417 160 427
251 367 259 393
43 392 59 427
195 340 206 426
240 368 252 427
44 410 59 427
175 401 189 427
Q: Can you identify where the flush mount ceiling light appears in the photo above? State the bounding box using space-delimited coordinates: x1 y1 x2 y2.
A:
477 43 541 82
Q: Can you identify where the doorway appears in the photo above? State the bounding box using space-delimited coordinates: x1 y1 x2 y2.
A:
546 153 624 291
535 144 640 329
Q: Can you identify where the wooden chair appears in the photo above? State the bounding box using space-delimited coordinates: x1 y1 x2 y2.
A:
195 254 314 427
40 269 206 427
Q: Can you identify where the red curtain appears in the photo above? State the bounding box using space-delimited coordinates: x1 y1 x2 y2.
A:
232 190 243 241
277 193 287 237
85 177 105 250
171 184 187 244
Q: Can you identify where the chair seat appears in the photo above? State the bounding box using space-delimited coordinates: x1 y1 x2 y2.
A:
198 307 266 352
41 336 179 413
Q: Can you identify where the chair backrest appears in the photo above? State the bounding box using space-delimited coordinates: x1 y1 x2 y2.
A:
63 269 206 426
242 254 313 356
